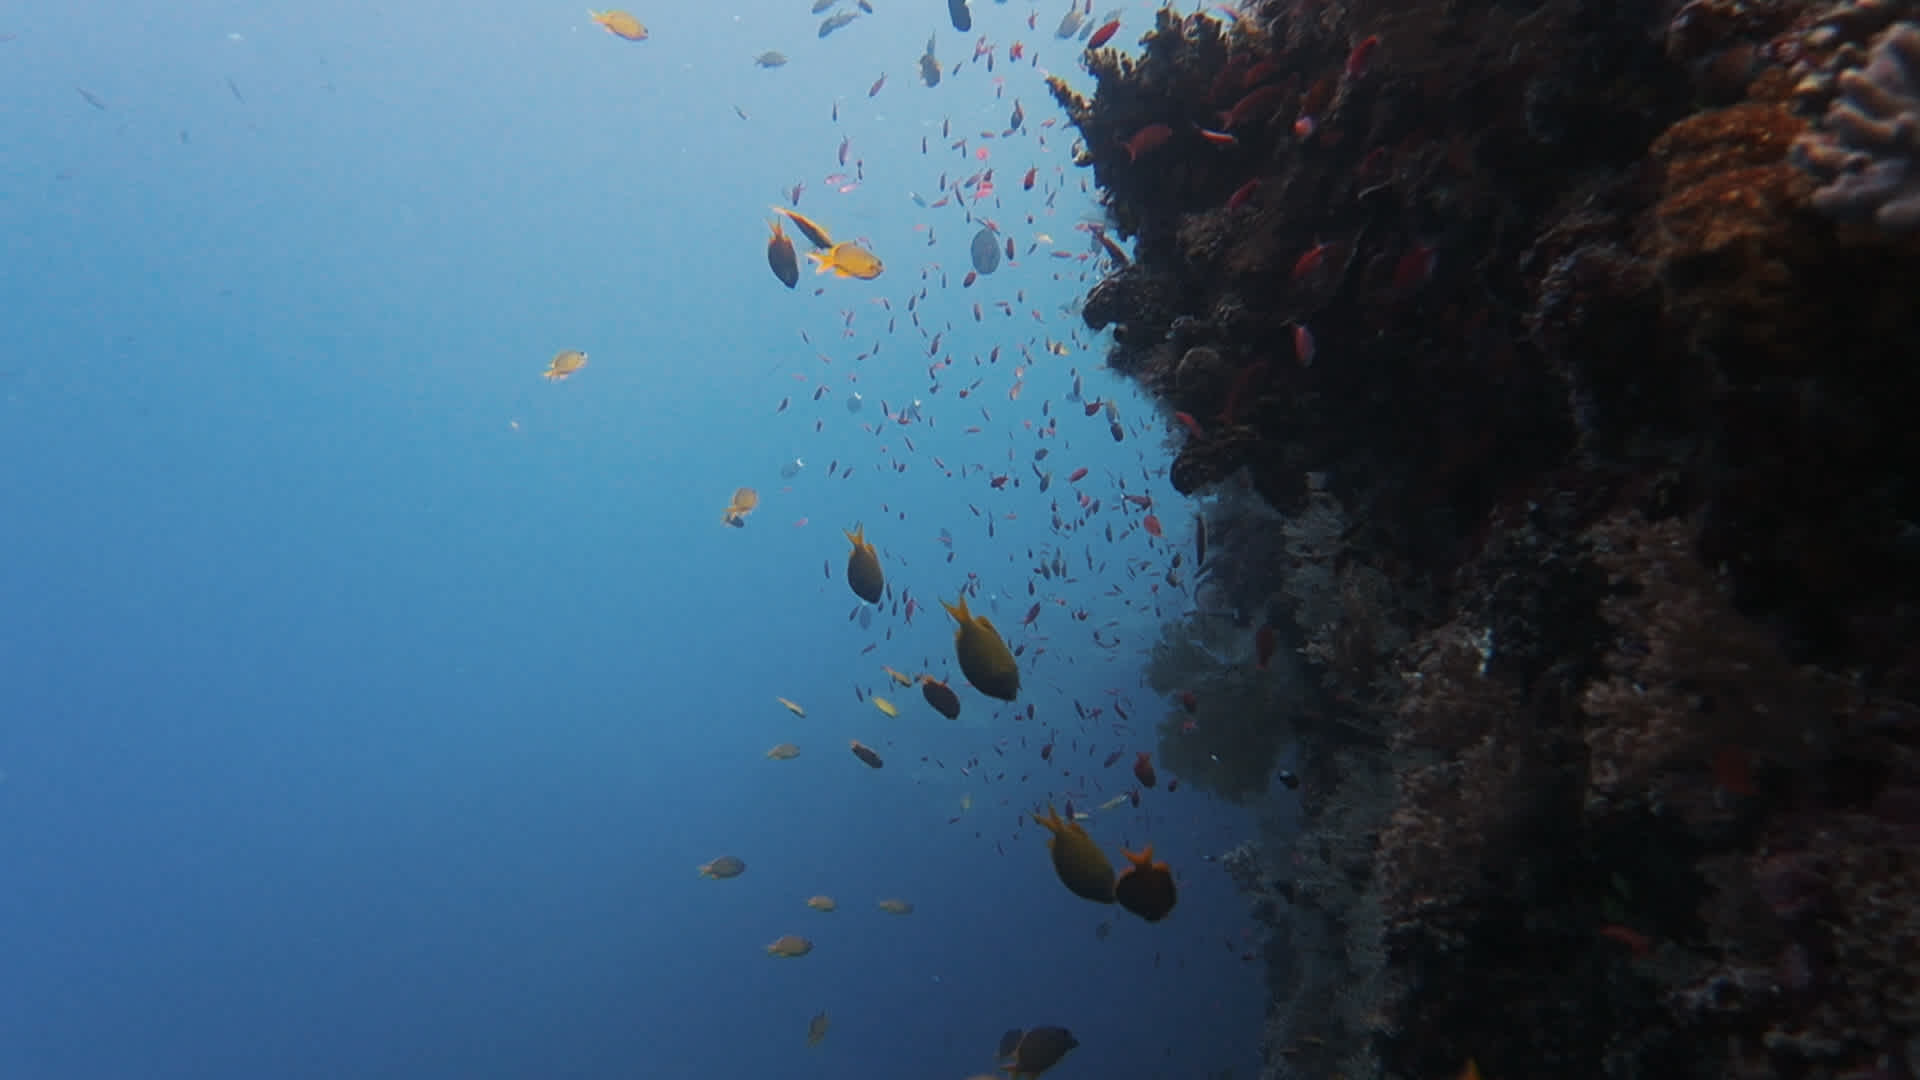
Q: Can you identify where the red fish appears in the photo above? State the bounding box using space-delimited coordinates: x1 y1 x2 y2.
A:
1392 244 1438 294
1120 123 1172 162
1598 924 1652 957
1225 178 1261 210
1291 241 1332 281
869 72 887 96
1022 166 1038 190
1142 514 1162 538
1132 751 1157 788
1345 34 1380 79
1086 19 1120 49
1178 690 1198 714
1216 84 1284 130
1254 625 1277 671
1067 467 1090 482
1293 324 1316 366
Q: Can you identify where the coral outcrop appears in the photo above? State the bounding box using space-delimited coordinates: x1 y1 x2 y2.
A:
1058 0 1920 1074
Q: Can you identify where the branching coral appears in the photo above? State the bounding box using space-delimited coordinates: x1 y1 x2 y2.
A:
1794 21 1920 228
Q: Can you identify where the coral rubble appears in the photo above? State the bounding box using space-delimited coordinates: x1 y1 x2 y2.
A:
1061 0 1920 1074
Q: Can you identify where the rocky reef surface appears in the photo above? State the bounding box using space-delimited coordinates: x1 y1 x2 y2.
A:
1056 0 1920 1075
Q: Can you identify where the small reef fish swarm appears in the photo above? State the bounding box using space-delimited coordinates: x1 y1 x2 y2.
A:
1044 0 1920 1076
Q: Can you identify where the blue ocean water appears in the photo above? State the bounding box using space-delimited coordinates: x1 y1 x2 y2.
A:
0 2 1268 1077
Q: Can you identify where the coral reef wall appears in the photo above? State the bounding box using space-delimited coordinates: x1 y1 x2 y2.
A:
1056 0 1920 1075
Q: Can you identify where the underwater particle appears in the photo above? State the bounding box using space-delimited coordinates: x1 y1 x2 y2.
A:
766 934 814 958
876 898 914 914
871 696 899 717
970 226 1002 274
1033 804 1116 903
919 675 963 719
849 739 884 768
808 241 884 279
766 743 801 760
1113 845 1177 921
845 523 885 602
766 219 800 289
806 894 837 912
588 10 648 40
942 592 1020 700
1000 1026 1080 1078
543 349 587 381
722 486 760 527
806 1010 830 1046
775 696 807 718
698 855 747 879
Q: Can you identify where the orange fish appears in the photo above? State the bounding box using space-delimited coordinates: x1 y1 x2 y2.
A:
1114 845 1177 921
588 9 648 40
1142 514 1163 538
1085 19 1120 49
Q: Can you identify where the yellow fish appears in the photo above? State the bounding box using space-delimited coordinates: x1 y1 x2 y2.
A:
589 9 648 40
766 934 814 958
543 349 587 381
771 206 834 249
942 592 1020 701
845 523 885 602
766 219 800 289
723 486 760 527
808 241 884 280
1033 804 1115 904
882 665 914 687
871 696 899 718
776 696 807 718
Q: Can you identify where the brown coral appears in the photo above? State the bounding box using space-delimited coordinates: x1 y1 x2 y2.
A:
1642 103 1827 368
1581 512 1854 822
